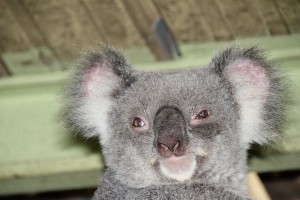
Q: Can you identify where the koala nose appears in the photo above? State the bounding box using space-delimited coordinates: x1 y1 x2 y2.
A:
157 136 185 158
154 106 187 158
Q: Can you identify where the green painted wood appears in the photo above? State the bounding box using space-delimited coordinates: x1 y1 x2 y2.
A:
249 152 300 173
0 73 103 195
2 47 62 75
0 170 101 195
1 35 300 195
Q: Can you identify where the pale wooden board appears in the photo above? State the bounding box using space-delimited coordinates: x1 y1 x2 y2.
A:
248 172 271 200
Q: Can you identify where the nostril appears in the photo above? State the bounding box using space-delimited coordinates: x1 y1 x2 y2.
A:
173 140 180 151
160 143 170 152
173 140 185 157
158 143 173 158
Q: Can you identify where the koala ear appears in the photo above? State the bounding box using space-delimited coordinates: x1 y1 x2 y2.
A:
63 47 135 142
210 47 286 145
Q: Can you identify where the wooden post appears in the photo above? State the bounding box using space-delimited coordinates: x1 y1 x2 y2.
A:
0 56 12 77
121 0 180 61
248 171 271 200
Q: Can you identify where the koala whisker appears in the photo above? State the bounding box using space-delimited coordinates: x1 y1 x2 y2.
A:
138 98 147 113
148 155 159 166
187 145 208 157
138 137 154 144
195 148 208 157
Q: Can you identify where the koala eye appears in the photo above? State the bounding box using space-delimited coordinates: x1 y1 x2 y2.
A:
131 115 149 131
191 109 210 126
195 110 209 119
132 117 145 127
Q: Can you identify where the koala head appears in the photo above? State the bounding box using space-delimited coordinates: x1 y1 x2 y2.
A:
63 46 285 190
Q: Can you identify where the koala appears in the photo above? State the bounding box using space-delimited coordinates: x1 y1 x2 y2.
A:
62 46 286 199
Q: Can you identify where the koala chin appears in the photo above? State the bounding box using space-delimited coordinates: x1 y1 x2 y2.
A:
62 46 286 200
159 153 197 181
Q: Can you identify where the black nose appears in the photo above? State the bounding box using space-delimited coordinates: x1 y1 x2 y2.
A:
154 106 187 158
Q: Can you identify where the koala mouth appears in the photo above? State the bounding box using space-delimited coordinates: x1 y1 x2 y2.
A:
159 153 196 182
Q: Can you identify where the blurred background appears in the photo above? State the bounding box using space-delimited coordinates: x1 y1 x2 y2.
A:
0 0 300 199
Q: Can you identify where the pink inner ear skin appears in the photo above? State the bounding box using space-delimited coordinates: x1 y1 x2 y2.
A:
225 60 270 102
81 64 112 97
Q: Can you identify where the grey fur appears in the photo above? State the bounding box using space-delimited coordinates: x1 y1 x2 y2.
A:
62 46 286 199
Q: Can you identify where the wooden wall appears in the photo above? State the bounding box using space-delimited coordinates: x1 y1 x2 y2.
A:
0 0 300 75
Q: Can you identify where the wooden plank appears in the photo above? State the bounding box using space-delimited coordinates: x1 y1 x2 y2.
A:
4 0 61 71
0 170 100 196
0 0 31 52
79 0 143 47
0 56 12 77
248 172 271 200
4 0 48 48
77 0 110 44
187 0 215 40
155 0 213 42
193 0 234 41
215 0 268 38
275 0 300 33
1 47 62 75
135 37 300 71
136 0 161 23
249 152 300 173
254 0 289 35
0 72 66 90
22 0 103 61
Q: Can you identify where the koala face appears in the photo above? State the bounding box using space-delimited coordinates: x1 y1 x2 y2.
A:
63 46 285 189
106 69 242 185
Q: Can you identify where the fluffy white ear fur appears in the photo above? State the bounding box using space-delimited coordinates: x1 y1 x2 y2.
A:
223 59 270 145
79 63 121 143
